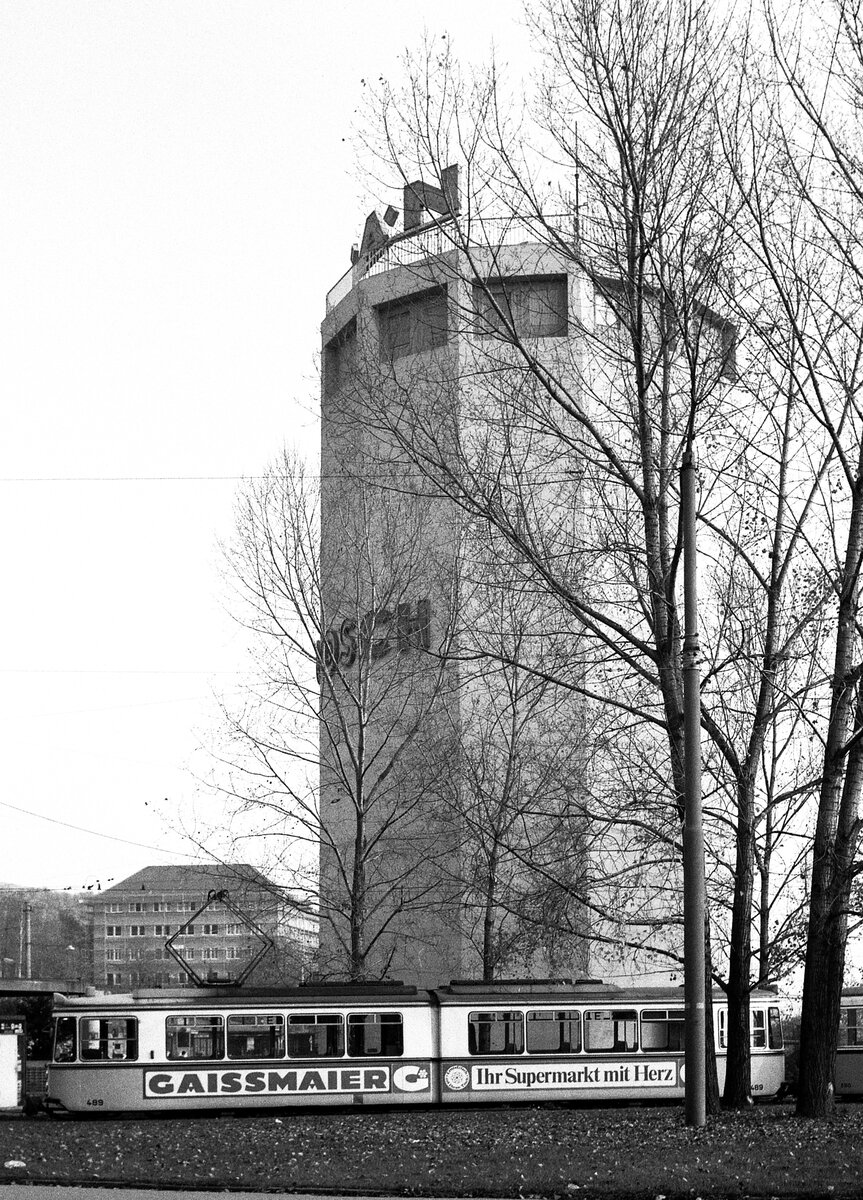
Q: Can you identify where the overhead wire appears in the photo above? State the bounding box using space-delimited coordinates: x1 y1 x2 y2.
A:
0 800 189 858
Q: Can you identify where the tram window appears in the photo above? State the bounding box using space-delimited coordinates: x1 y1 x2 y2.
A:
79 1017 139 1061
641 1009 685 1052
768 1007 783 1050
53 1016 77 1063
835 1008 863 1046
227 1014 285 1060
468 1011 525 1056
166 1015 224 1060
526 1010 581 1054
583 1010 638 1053
839 1007 863 1047
347 1012 404 1057
840 1008 859 1046
287 1013 345 1058
751 1009 767 1049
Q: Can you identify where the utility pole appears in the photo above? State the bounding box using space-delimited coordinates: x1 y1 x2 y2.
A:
682 447 706 1127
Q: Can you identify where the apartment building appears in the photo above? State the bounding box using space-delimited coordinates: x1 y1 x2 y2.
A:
89 865 316 990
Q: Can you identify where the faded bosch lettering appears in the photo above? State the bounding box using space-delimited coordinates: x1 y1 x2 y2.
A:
315 599 430 682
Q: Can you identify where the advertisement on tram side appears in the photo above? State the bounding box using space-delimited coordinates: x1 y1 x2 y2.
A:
441 1059 682 1095
143 1062 432 1099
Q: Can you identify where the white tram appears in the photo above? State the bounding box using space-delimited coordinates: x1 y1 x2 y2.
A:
835 988 863 1097
46 979 786 1114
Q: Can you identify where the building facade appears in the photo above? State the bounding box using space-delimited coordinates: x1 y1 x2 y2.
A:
89 865 316 990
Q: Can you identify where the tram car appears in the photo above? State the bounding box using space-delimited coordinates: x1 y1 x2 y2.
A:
835 988 863 1097
45 978 786 1115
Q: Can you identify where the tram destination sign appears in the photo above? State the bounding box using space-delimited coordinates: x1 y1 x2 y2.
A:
443 1060 680 1093
144 1065 395 1099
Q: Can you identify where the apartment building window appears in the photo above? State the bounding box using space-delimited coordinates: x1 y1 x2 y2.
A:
129 925 146 937
105 949 123 962
154 925 172 936
379 287 448 360
202 947 225 960
106 926 122 937
107 904 124 913
474 276 567 339
129 902 146 913
106 973 123 986
202 923 220 935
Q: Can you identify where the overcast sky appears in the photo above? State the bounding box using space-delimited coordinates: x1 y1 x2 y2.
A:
0 0 527 893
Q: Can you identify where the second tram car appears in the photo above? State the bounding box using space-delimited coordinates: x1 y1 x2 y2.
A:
46 979 785 1115
836 987 863 1097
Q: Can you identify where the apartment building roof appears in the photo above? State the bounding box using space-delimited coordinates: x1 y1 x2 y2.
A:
96 864 275 898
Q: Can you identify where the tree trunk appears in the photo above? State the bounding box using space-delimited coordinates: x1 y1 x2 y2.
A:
482 840 501 982
724 774 755 1106
350 789 367 981
704 911 721 1116
797 473 863 1116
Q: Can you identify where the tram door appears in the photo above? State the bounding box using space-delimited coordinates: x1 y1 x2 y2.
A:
0 1018 24 1108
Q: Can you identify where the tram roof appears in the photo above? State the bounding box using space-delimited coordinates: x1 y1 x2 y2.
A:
52 978 780 1012
434 980 683 1005
52 981 432 1010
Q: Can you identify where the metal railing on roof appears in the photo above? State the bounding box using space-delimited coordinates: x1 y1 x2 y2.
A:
325 214 576 312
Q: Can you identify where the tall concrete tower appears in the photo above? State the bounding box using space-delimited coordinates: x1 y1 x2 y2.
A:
317 167 589 987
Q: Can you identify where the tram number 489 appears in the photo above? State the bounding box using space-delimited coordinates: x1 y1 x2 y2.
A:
86 1099 104 1107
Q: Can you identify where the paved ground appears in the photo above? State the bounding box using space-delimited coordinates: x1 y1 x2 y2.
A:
0 1191 505 1200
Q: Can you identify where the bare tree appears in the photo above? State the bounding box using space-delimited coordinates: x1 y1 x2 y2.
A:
714 0 863 1115
214 451 464 982
444 563 590 980
338 0 842 1110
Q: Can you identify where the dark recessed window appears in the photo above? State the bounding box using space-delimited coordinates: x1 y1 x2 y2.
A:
378 287 448 360
474 276 567 338
697 308 738 383
324 318 357 394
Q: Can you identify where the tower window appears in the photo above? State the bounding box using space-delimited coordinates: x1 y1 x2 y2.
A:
378 287 448 360
325 318 357 393
693 305 737 383
474 276 567 338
